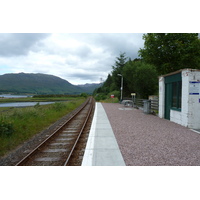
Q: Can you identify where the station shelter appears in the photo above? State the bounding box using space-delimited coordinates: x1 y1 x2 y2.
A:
159 69 200 129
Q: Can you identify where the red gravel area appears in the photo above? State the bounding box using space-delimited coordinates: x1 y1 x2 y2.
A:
102 103 200 166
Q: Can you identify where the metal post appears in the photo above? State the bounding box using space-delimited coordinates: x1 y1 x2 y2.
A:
131 94 133 107
134 95 136 105
121 75 123 102
118 74 123 103
131 93 136 107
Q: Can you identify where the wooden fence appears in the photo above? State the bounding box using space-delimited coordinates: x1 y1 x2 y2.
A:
124 97 159 113
150 99 159 112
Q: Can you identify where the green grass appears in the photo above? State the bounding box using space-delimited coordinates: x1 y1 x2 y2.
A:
0 96 78 103
99 97 119 103
0 98 85 157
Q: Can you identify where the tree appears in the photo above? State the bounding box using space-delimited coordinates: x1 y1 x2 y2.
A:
139 33 200 75
100 74 113 94
103 74 112 89
123 59 137 94
134 62 158 98
93 53 129 101
123 61 158 98
111 52 128 91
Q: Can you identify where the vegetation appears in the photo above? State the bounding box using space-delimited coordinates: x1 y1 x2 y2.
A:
0 94 86 103
93 53 158 99
0 118 14 137
100 97 119 103
123 60 158 98
0 73 100 95
78 83 102 94
138 33 200 75
0 98 85 157
94 33 200 101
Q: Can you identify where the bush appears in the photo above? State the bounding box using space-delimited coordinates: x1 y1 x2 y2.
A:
12 107 42 119
108 90 120 100
52 102 67 111
34 102 40 108
80 93 88 98
0 118 14 137
94 93 107 101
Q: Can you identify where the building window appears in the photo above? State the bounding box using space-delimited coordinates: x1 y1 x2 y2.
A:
172 81 182 110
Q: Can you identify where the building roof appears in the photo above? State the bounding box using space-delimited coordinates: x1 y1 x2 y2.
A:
159 68 200 78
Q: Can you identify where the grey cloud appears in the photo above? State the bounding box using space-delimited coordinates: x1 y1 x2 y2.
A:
69 33 144 59
0 33 50 57
94 33 144 59
67 72 103 83
34 33 144 68
65 59 78 66
43 40 92 60
74 44 92 58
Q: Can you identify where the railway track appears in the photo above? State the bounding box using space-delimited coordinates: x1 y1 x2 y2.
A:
15 97 95 166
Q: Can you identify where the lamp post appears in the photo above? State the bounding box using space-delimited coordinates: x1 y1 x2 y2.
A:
117 74 123 103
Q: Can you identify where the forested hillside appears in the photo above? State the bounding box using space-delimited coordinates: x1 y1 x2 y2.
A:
0 73 87 94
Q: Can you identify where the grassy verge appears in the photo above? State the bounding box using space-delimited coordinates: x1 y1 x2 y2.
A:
99 97 119 103
0 98 85 157
0 96 78 103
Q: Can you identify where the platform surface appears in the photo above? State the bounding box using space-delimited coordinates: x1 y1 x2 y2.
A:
82 102 126 166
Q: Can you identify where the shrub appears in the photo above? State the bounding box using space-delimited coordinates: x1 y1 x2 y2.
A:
108 90 120 100
0 118 14 137
80 93 88 98
34 102 40 108
94 93 107 101
52 102 67 111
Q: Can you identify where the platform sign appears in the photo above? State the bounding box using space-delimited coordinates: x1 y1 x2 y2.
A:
111 94 114 98
189 81 200 95
131 93 136 96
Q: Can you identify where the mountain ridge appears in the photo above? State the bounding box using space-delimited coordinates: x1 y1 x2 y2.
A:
0 73 100 94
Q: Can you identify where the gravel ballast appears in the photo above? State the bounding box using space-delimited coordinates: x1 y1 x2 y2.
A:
102 103 200 166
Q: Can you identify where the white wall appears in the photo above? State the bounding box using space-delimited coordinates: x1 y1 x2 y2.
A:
187 70 200 129
180 70 190 127
158 76 165 118
170 110 182 125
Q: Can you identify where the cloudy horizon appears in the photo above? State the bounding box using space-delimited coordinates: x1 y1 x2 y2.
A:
0 33 144 85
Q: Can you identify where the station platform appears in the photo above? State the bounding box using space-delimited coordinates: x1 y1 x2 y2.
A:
82 102 126 166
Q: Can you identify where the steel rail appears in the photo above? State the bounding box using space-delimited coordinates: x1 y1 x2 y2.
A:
63 97 94 166
15 97 92 166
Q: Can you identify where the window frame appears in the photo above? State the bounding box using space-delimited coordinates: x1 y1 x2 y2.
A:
171 81 182 111
165 72 182 112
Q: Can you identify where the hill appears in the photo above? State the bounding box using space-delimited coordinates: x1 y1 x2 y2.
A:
0 73 86 95
77 83 102 94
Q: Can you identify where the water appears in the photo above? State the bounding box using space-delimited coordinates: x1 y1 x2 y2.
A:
0 94 32 98
0 102 54 108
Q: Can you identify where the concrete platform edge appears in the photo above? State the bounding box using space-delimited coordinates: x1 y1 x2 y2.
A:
82 102 126 166
81 102 97 166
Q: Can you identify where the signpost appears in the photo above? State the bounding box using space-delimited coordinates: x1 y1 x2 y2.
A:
131 93 136 107
189 81 200 95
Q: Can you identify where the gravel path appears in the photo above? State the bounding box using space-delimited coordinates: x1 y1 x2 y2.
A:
102 103 200 166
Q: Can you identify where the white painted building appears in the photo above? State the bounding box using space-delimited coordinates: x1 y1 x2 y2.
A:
159 69 200 129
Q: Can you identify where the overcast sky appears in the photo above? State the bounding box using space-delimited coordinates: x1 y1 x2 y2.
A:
0 1 198 86
0 33 144 85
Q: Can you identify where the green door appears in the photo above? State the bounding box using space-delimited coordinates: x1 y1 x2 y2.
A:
165 83 172 120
